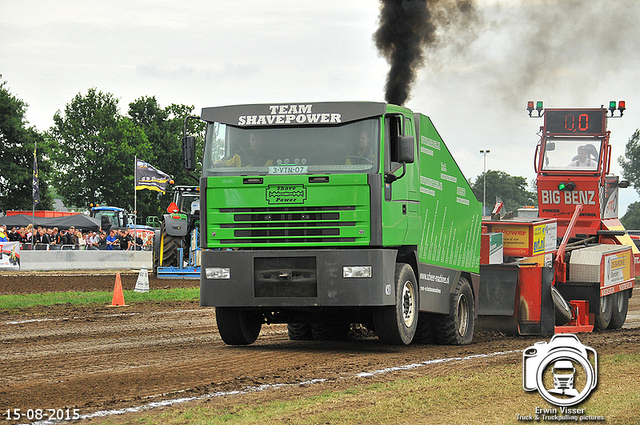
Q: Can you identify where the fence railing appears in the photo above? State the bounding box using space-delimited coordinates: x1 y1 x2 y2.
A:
14 249 153 271
21 243 152 251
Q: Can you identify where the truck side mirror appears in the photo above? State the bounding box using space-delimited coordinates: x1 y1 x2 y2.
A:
398 135 415 163
385 136 415 183
183 136 196 171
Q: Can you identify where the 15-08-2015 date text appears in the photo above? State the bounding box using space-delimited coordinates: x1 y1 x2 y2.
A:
4 408 80 422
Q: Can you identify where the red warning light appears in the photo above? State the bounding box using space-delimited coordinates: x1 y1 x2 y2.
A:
527 101 535 116
167 202 179 213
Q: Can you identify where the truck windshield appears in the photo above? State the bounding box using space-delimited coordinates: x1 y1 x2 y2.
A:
179 194 200 214
541 138 601 171
93 211 121 228
202 118 380 176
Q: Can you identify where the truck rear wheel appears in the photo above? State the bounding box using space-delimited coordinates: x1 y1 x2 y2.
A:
215 307 262 345
287 323 312 340
608 290 630 330
594 294 613 331
311 323 351 341
373 263 418 345
287 323 350 341
434 276 474 345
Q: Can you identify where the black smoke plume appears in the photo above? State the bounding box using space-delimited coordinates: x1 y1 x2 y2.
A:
375 0 477 106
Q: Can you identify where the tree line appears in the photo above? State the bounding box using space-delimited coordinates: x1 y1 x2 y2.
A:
0 76 203 223
619 130 640 228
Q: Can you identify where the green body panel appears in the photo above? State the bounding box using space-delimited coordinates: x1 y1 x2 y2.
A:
416 114 482 273
205 174 371 248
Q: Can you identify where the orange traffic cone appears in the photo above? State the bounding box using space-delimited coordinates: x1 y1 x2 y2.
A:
109 273 128 307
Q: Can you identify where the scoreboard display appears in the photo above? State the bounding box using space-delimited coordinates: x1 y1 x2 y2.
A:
544 109 606 135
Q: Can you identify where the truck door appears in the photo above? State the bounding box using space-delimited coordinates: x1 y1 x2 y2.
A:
382 113 420 246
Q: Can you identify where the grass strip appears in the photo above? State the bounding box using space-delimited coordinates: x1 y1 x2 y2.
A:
0 287 199 310
95 354 640 425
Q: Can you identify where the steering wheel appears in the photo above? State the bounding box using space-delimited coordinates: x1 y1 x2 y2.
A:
341 155 373 165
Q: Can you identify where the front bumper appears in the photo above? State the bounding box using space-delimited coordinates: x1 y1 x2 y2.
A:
200 248 397 308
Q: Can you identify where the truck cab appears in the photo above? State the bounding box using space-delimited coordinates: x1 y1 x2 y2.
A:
184 102 482 346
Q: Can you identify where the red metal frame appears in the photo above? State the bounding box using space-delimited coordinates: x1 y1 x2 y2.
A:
553 204 583 284
555 300 594 333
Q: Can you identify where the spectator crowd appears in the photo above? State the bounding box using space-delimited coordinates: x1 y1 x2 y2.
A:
0 224 153 251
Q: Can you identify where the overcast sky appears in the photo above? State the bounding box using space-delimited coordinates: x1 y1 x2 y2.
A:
2 0 639 215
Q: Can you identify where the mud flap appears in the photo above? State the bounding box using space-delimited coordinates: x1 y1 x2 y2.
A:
477 264 519 334
517 266 555 335
478 264 519 315
477 264 555 336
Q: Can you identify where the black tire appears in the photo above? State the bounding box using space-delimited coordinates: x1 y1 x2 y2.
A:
287 323 312 340
594 294 613 331
434 276 475 345
373 263 418 345
311 322 351 341
412 312 435 344
608 290 630 330
160 224 181 267
153 229 162 269
551 285 572 326
310 323 332 340
215 307 262 345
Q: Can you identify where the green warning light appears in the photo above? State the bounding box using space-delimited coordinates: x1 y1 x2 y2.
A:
558 182 576 191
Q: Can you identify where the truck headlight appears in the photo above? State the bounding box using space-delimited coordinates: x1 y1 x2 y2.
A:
206 267 230 279
343 266 372 278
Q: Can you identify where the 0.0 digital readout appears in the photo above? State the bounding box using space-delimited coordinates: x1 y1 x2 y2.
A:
545 109 605 135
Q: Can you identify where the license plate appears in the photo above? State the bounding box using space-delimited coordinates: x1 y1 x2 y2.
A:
268 165 308 175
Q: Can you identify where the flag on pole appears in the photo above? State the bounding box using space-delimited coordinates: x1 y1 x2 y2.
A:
135 160 172 194
33 145 40 204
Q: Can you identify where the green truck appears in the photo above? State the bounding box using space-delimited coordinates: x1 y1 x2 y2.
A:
183 102 482 345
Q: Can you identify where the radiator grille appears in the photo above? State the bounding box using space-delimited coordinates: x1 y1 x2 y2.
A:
217 206 360 245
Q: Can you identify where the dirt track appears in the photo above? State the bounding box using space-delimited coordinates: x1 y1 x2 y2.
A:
1 274 639 424
0 271 197 294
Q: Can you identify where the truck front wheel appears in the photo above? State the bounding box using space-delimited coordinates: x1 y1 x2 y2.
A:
215 307 262 345
374 263 418 345
434 276 475 345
